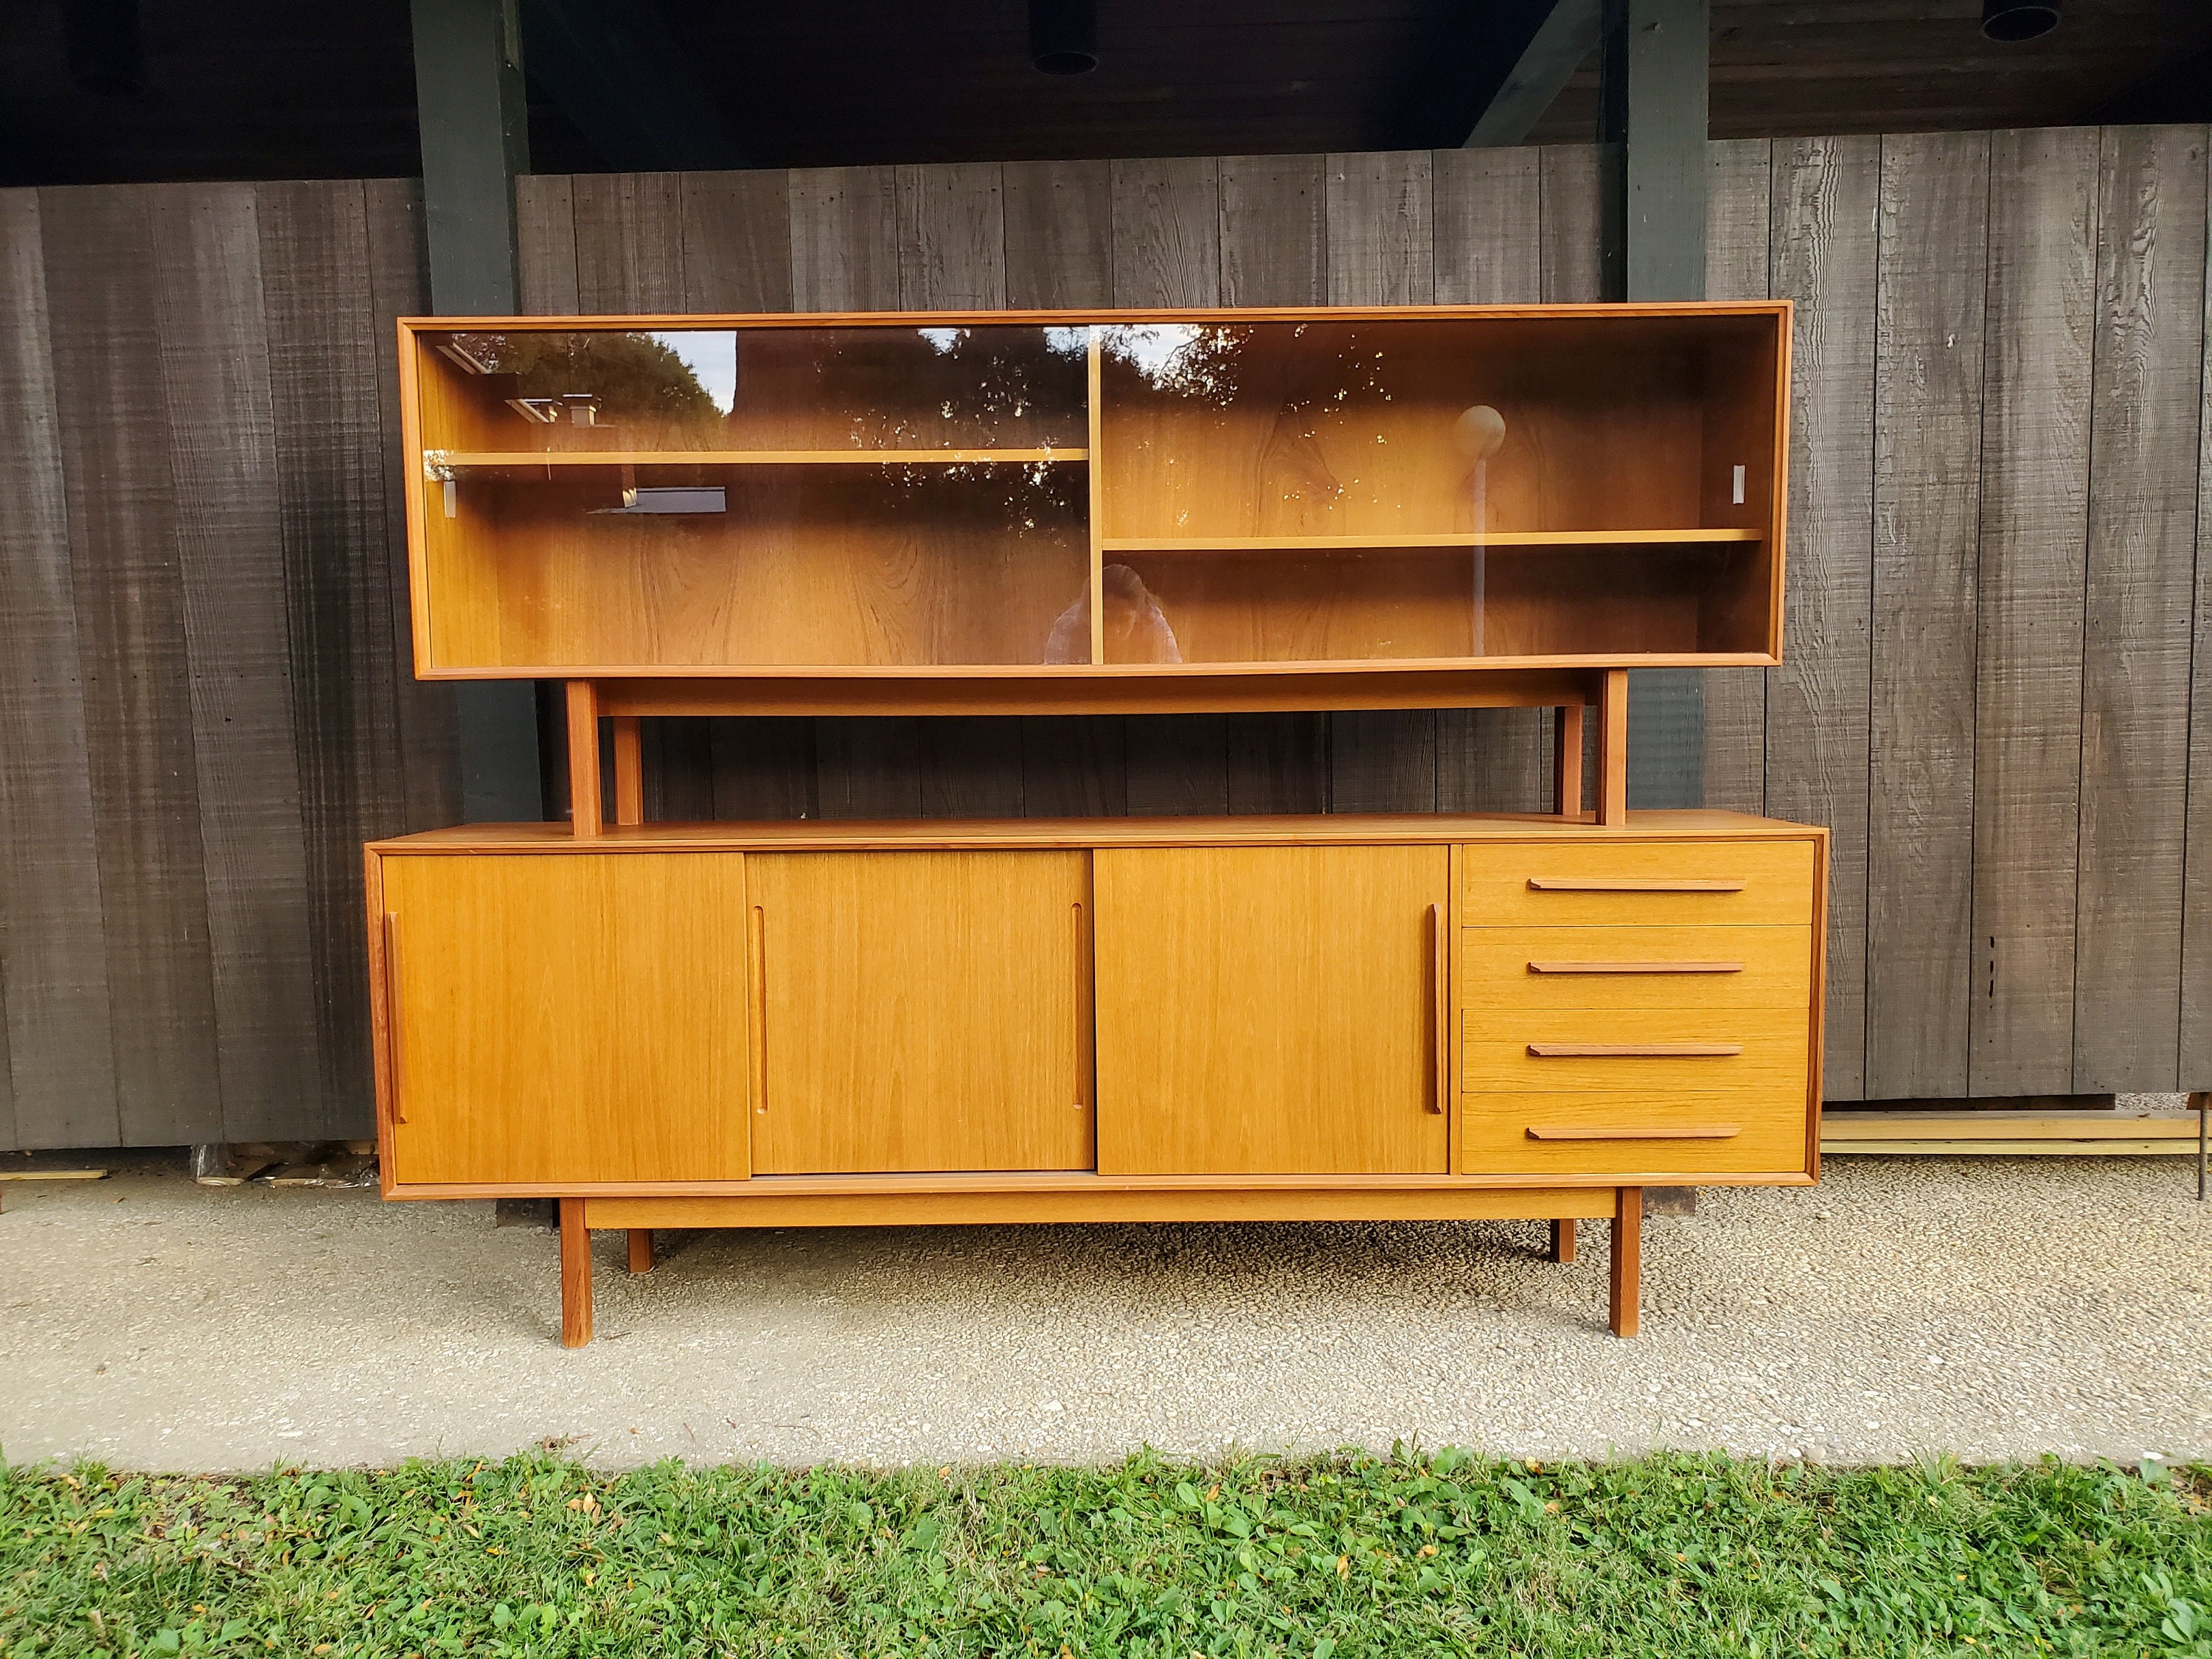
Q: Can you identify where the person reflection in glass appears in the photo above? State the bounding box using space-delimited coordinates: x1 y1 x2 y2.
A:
1045 563 1181 664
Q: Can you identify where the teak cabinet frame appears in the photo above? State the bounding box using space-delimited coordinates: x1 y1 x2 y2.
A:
372 304 1825 1347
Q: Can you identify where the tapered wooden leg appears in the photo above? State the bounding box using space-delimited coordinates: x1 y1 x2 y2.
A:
627 1227 655 1274
1548 1217 1576 1264
560 1198 593 1347
1609 1187 1641 1338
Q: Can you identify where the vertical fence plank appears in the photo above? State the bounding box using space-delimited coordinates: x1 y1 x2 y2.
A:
1433 147 1553 813
2075 124 2208 1093
258 179 411 1134
364 178 461 837
899 163 1025 817
1969 128 2097 1096
1326 150 1439 813
1219 153 1331 813
1768 135 1879 1102
0 189 115 1149
1004 160 1113 309
1866 131 1989 1100
1113 156 1228 814
1703 139 1774 816
150 184 322 1142
677 170 810 823
1002 159 1124 815
42 184 223 1146
2188 143 2212 1090
515 174 580 314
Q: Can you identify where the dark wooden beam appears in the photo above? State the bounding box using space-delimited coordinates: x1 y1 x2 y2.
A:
519 0 745 172
1393 0 1589 151
1598 0 1708 808
410 0 544 823
1464 0 1599 149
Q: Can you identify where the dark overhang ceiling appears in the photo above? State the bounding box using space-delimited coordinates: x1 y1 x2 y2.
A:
0 0 2202 188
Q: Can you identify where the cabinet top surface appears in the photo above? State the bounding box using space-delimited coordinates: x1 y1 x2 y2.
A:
401 302 1791 330
370 810 1826 855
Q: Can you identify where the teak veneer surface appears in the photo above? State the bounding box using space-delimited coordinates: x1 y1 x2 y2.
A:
1094 845 1451 1175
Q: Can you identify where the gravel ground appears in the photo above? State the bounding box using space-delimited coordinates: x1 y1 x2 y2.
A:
1 1153 2206 1473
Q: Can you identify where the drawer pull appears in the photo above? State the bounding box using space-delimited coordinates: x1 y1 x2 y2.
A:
1526 1123 1742 1141
1526 1043 1744 1058
1526 877 1745 893
1526 959 1745 975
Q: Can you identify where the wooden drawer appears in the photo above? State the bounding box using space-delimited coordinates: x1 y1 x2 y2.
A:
1461 925 1812 1012
1464 1005 1810 1093
1461 838 1816 928
1458 1091 1811 1178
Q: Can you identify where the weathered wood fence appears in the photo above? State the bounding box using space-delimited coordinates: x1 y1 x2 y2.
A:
1 128 2207 1147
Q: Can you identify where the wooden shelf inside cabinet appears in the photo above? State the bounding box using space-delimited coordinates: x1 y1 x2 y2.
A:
1100 529 1764 555
432 448 1090 468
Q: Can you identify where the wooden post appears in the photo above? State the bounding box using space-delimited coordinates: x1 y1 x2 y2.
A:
566 680 602 838
1595 668 1630 826
1548 1217 1576 1264
611 715 644 826
559 1197 594 1346
1610 1186 1641 1337
627 1227 655 1273
1553 703 1585 818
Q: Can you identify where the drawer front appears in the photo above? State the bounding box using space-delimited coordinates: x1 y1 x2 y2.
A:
1459 1091 1810 1177
1463 925 1812 1012
1462 838 1817 928
1464 1005 1810 1094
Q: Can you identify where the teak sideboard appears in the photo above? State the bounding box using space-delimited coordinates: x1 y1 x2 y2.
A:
369 304 1827 1345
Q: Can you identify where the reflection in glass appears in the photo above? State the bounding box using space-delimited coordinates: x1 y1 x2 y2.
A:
1045 565 1181 665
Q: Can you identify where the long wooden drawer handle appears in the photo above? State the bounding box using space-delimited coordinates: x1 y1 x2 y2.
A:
382 911 407 1125
749 904 768 1118
1526 1123 1743 1141
1428 902 1447 1114
1072 900 1090 1111
1527 960 1745 975
1526 877 1745 892
1526 1043 1744 1057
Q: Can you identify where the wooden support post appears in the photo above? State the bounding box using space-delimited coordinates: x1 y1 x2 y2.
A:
1549 1217 1576 1264
627 1227 654 1273
1553 703 1585 818
1595 668 1630 826
611 715 644 826
1609 1186 1641 1337
559 1197 593 1346
566 680 602 837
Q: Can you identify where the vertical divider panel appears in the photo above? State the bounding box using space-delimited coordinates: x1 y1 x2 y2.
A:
1865 131 1989 1100
1088 331 1105 666
2074 124 2208 1092
1969 128 2097 1095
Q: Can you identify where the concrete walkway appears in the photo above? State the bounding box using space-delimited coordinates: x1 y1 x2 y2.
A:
2 1153 2206 1472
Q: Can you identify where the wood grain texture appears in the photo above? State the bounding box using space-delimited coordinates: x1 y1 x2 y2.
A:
2073 125 2207 1093
1434 145 1551 813
1461 836 1818 928
2191 135 2212 1091
1095 845 1451 1175
0 189 116 1149
1002 160 1113 309
1463 924 1813 1011
41 184 223 1146
1970 128 2096 1095
1460 1089 1809 1178
1326 151 1440 810
1702 139 1773 815
260 179 411 1134
678 171 793 313
588 1186 1620 1228
150 183 322 1141
747 851 1091 1173
380 853 749 1184
1766 134 1878 1102
1865 131 1987 1100
573 172 685 312
514 174 580 315
560 1197 592 1347
363 178 459 838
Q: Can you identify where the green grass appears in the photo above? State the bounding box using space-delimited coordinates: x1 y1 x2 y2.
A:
2 1450 2207 1658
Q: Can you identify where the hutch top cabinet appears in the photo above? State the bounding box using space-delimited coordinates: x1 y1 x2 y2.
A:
377 303 1823 1349
399 305 1788 709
